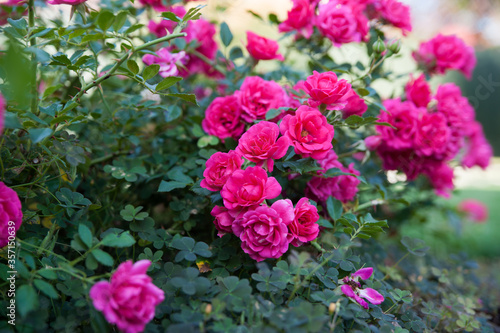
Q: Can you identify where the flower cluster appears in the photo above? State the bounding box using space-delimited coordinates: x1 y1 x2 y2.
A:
458 199 489 223
413 34 476 79
279 0 411 44
90 260 164 333
201 121 322 262
367 74 492 197
145 5 220 78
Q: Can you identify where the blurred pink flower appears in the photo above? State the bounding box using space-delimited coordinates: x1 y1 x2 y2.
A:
0 182 23 248
278 0 315 38
246 31 284 61
142 48 187 78
90 260 164 333
458 199 488 223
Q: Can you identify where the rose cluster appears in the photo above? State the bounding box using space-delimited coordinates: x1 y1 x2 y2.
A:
200 121 322 262
366 74 492 197
279 0 412 44
145 5 220 78
413 34 476 79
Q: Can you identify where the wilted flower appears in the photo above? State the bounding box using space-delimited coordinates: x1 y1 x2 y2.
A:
340 267 384 309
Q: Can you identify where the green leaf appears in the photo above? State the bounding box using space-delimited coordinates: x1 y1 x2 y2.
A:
265 108 282 120
401 236 430 257
143 64 160 80
4 112 22 129
268 13 280 24
158 180 189 192
98 11 115 32
220 22 233 47
197 135 219 148
34 279 59 299
167 93 198 105
326 197 343 221
29 128 53 144
183 5 206 23
125 23 144 34
17 285 39 317
171 237 195 251
78 224 93 249
101 231 136 247
127 59 139 75
165 105 182 122
91 249 114 266
156 76 182 91
37 269 58 280
161 11 182 23
130 217 155 232
113 11 128 31
81 33 105 43
229 46 244 60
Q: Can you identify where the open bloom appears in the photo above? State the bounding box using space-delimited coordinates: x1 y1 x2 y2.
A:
232 199 294 262
202 95 245 141
0 182 23 248
340 267 384 309
142 48 187 78
289 198 320 246
90 260 164 333
221 166 282 217
246 31 284 61
413 34 476 79
235 121 290 172
378 0 412 35
200 151 243 192
280 105 334 160
303 71 351 109
236 76 288 122
405 74 431 108
278 0 315 38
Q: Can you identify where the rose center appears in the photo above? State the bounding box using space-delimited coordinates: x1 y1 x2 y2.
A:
301 130 309 137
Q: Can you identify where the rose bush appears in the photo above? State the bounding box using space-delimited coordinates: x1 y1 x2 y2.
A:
0 0 499 332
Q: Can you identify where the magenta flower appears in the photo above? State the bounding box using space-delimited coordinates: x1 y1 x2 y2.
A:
278 0 315 38
235 121 290 172
90 260 164 333
0 182 23 248
340 267 384 309
246 31 284 61
458 199 488 223
200 151 243 192
142 48 187 78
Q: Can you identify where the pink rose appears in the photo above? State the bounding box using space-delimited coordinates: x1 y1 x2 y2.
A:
415 112 451 157
0 182 23 248
303 71 351 109
221 166 282 217
211 205 234 237
90 260 165 333
413 34 476 79
47 0 87 5
378 0 412 35
278 0 315 38
233 200 294 262
289 198 319 247
315 1 369 47
184 19 220 77
423 161 454 198
147 6 186 37
200 151 243 192
235 121 290 172
364 135 382 150
339 89 367 118
307 162 360 203
376 98 421 150
236 76 288 122
245 31 284 61
462 121 492 169
405 75 431 108
280 105 334 160
142 48 187 78
138 0 167 11
458 199 488 223
202 95 245 141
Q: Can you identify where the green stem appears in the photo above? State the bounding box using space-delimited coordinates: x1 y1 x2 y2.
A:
71 32 186 103
192 49 227 74
354 199 386 212
28 0 38 115
382 253 409 281
286 251 337 305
